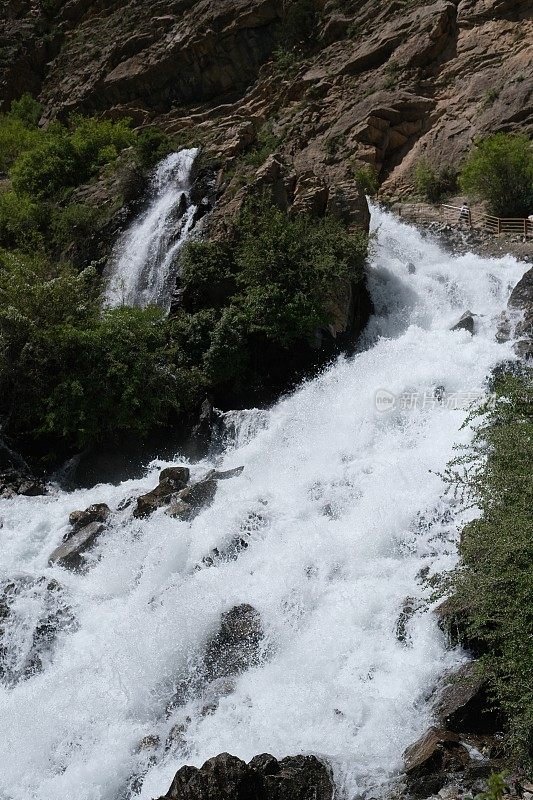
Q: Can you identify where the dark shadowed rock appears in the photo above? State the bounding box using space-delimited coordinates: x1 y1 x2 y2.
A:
433 662 503 734
167 472 225 520
262 755 334 800
156 751 333 800
0 470 47 498
189 399 215 459
404 727 471 797
203 604 264 681
508 267 533 312
68 503 110 535
159 467 191 487
134 467 190 518
48 522 106 570
451 311 475 334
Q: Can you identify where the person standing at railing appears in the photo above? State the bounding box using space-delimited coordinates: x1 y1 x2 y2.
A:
459 202 470 226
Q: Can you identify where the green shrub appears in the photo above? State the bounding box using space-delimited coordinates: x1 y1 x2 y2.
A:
10 116 136 199
0 253 185 457
354 165 380 196
50 203 102 248
176 198 368 390
444 370 533 767
137 127 175 166
0 191 46 250
10 127 79 199
0 116 40 172
68 114 135 177
415 159 457 203
9 93 43 128
459 133 533 218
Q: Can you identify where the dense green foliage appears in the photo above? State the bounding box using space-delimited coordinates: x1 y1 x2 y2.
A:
414 159 457 203
0 97 192 462
0 251 185 458
177 198 368 391
444 370 533 767
459 134 533 217
0 113 368 463
0 99 178 260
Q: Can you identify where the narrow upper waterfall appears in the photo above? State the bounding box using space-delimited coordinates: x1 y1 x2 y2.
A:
104 148 199 309
0 209 527 800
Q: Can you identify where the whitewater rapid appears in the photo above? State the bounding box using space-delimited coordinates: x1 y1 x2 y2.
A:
0 208 527 800
104 148 199 309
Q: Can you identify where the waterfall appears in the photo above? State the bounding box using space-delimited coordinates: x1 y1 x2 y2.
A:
104 148 199 310
0 208 527 800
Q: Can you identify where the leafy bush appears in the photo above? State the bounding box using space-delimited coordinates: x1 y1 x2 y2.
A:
9 93 43 127
137 127 175 166
415 159 457 203
10 116 136 199
444 370 533 767
177 198 368 390
0 253 185 458
0 116 39 172
0 191 46 250
50 203 102 249
353 165 380 196
459 133 533 217
10 127 79 199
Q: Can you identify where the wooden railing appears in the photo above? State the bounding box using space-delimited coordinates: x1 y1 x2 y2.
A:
483 215 533 238
440 205 533 238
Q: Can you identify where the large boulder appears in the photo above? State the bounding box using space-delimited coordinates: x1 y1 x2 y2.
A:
157 752 333 800
133 467 190 518
166 467 243 520
48 521 107 571
203 603 264 681
508 267 533 359
68 503 110 535
432 662 503 735
404 727 471 797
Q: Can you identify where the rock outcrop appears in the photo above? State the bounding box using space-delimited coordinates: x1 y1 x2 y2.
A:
508 266 533 359
156 751 333 800
3 0 529 331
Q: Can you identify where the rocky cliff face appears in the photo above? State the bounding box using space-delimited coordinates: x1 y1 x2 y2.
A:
2 0 531 200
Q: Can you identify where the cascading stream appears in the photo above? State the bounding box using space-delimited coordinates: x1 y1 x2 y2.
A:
104 148 199 310
0 208 527 800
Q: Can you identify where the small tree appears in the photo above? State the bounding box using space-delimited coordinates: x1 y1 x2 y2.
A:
459 133 533 217
414 159 457 203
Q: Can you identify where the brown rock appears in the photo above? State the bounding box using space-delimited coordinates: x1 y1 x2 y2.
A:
156 752 333 800
203 604 264 681
48 522 106 570
68 503 110 534
433 662 504 734
404 727 471 797
451 311 476 333
133 467 189 518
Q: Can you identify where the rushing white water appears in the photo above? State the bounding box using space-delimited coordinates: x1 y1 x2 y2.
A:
105 149 199 309
0 208 527 800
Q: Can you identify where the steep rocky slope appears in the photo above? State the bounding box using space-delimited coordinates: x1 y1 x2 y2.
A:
2 0 531 201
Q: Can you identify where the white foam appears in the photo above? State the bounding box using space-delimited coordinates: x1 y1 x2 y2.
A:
0 207 526 800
